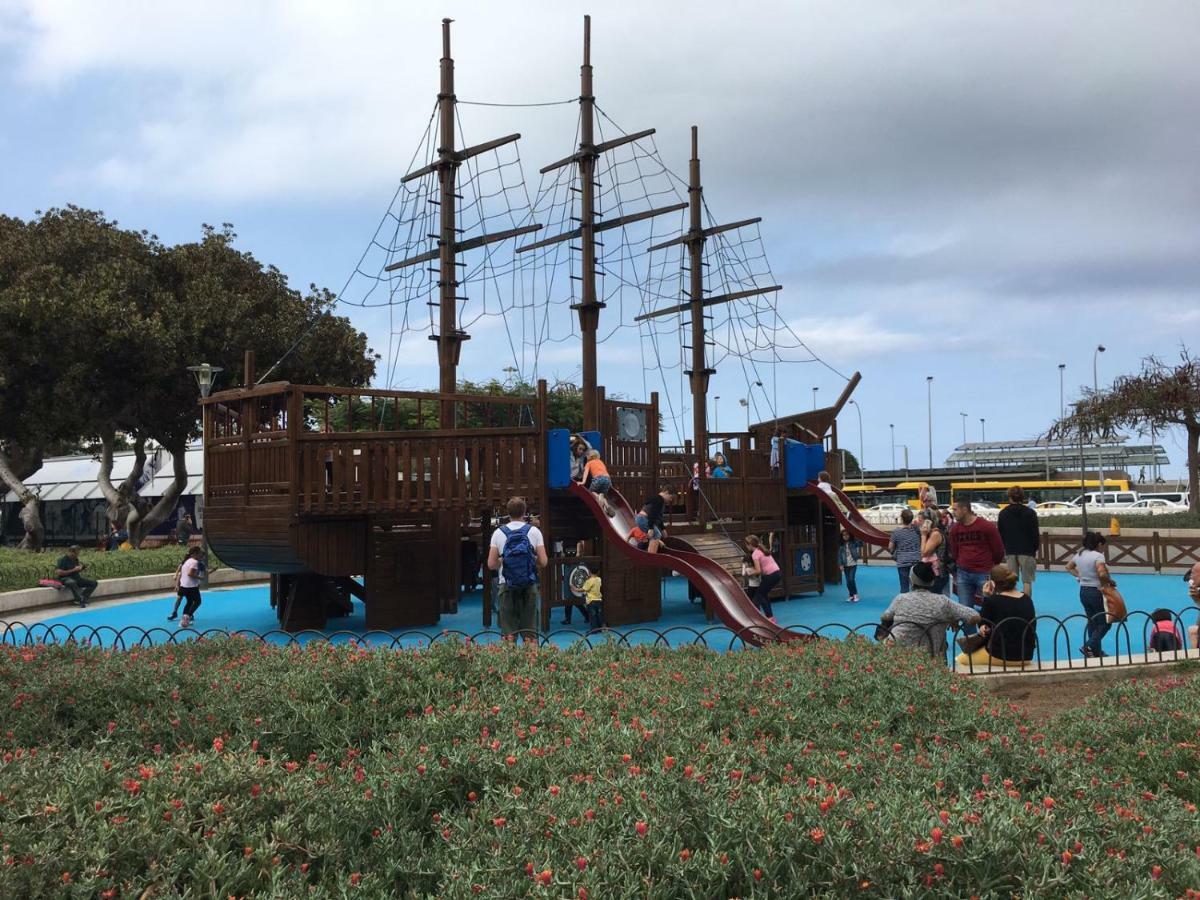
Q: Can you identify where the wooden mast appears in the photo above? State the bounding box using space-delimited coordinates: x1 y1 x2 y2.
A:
385 18 542 426
636 126 781 508
517 15 685 430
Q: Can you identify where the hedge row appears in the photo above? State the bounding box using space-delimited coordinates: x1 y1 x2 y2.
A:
0 639 1198 897
0 546 220 593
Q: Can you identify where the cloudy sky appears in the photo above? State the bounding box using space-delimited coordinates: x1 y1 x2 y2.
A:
2 1 1197 475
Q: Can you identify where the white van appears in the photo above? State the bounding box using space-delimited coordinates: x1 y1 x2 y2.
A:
1071 491 1139 508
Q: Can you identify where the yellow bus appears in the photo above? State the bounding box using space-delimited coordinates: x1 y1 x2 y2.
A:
841 482 929 510
950 478 1130 508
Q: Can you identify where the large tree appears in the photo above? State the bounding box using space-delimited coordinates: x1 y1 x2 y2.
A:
1049 349 1200 509
1 208 377 548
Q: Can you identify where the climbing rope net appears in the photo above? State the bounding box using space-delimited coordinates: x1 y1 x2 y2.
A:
337 96 848 445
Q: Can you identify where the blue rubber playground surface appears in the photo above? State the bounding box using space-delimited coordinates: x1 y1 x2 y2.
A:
6 564 1196 660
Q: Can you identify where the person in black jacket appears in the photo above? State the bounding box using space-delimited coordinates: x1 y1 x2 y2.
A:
997 486 1040 598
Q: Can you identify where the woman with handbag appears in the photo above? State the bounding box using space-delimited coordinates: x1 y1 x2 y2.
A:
954 564 1037 670
1066 531 1113 658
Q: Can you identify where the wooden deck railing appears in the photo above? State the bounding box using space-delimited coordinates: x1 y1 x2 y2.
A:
860 527 1200 573
203 381 549 518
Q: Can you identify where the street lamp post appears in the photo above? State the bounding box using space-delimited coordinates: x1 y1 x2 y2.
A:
898 444 909 476
739 397 750 432
1094 345 1107 506
959 412 967 445
713 395 720 438
889 423 895 471
848 399 864 485
187 363 223 588
1058 363 1066 419
811 386 818 411
980 417 986 443
926 376 934 469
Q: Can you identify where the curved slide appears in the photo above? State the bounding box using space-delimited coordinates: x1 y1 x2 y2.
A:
567 482 803 646
804 482 891 547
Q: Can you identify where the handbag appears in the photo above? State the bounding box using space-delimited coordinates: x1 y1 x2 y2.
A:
1101 581 1127 623
956 632 987 654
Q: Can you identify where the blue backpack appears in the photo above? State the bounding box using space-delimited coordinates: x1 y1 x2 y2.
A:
500 523 537 588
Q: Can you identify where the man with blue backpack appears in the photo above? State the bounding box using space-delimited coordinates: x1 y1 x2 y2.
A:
487 496 548 642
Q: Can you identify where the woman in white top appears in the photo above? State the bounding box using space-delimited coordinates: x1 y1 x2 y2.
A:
177 546 205 628
1065 531 1111 658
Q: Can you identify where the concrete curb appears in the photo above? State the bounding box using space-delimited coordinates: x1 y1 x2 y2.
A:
0 569 269 615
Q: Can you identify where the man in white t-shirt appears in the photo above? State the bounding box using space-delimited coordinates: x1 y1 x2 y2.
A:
177 546 204 628
487 496 548 642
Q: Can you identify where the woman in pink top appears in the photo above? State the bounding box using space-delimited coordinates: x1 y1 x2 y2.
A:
745 534 782 623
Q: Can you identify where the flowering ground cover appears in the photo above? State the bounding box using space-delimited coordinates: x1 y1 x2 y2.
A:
1 639 1198 897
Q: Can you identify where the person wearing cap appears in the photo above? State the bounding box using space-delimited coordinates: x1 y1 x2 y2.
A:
879 561 980 658
54 545 97 608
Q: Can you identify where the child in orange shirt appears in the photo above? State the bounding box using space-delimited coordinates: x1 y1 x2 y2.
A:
579 450 616 516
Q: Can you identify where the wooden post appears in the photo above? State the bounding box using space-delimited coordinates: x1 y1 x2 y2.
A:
243 349 255 387
686 128 714 523
577 16 602 431
537 379 551 633
434 18 465 429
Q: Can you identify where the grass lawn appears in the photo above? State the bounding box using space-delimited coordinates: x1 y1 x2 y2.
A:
0 638 1197 897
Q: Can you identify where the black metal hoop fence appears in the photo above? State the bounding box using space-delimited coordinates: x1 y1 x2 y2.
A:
0 607 1195 675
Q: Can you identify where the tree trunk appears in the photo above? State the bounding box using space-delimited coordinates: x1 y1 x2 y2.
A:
0 447 44 551
97 428 146 532
128 441 188 548
1187 422 1199 512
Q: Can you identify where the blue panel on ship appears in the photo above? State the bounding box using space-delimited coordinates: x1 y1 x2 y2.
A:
784 439 807 488
547 429 571 488
793 544 817 577
806 443 826 482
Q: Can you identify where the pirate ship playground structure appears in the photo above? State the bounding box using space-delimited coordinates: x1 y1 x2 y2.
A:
201 17 887 640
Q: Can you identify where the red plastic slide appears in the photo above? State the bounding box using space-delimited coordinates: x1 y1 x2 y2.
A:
803 482 891 547
567 482 802 645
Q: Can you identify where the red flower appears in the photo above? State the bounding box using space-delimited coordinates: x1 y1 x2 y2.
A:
663 756 676 770
810 828 825 844
211 802 225 816
349 872 362 886
931 827 943 844
679 848 691 862
1042 797 1055 809
493 817 507 827
505 756 517 766
537 869 552 886
1151 865 1162 880
549 785 560 796
212 737 224 753
951 836 964 849
122 779 141 795
635 821 648 837
576 856 588 871
1061 850 1073 866
753 869 763 882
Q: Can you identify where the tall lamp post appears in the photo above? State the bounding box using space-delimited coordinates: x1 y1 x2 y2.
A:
713 395 720 440
926 375 934 469
1058 363 1066 419
959 411 967 445
898 444 909 476
811 386 819 411
1094 345 1107 506
187 363 223 587
889 423 895 471
980 417 986 442
739 397 750 432
848 399 864 485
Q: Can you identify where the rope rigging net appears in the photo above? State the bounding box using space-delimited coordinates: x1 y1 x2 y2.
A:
336 96 849 446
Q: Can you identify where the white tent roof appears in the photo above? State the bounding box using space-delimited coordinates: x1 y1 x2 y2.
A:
4 445 204 504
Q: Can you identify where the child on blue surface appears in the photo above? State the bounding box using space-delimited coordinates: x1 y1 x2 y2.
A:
839 528 862 603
